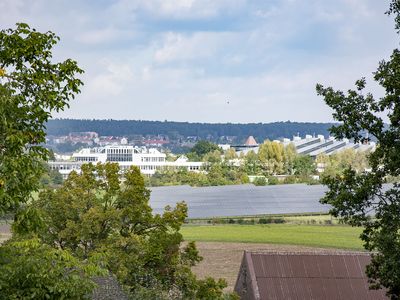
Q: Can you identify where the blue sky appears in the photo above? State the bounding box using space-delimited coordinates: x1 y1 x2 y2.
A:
0 0 397 123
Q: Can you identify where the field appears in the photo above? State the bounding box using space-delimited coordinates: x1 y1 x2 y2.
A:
181 224 364 250
181 224 365 291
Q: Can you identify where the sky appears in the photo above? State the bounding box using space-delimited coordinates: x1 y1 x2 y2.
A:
0 0 398 123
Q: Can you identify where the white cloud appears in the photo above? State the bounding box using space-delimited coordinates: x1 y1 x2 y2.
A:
76 27 135 45
114 0 246 19
154 32 233 63
86 60 135 97
1 0 396 123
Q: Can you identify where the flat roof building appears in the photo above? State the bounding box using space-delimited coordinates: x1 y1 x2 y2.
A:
49 145 203 178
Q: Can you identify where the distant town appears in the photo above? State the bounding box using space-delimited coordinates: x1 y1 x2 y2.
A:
47 126 375 188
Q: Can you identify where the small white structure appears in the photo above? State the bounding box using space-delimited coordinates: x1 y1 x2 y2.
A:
218 144 231 151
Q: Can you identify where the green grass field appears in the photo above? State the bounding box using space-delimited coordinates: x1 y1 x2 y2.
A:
181 224 364 250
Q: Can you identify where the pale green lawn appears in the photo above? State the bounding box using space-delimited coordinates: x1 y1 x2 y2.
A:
181 224 364 250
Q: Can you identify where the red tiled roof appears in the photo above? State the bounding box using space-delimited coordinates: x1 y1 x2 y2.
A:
235 251 387 300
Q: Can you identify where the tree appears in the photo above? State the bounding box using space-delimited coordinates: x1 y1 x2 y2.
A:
292 155 315 176
0 238 104 299
224 147 238 160
33 163 235 298
284 143 297 174
258 140 285 175
243 150 261 175
0 23 100 298
189 140 220 160
0 23 83 215
316 2 400 297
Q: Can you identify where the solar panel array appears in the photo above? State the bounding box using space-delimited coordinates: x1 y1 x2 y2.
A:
150 184 330 218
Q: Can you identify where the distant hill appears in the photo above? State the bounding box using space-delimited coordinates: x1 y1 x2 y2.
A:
46 119 335 143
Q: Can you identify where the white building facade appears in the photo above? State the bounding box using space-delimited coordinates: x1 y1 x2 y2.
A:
49 145 203 178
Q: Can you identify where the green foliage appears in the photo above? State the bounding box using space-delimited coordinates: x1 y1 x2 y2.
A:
266 176 279 185
253 177 267 186
316 2 400 297
149 164 249 187
196 277 239 300
258 140 285 175
224 148 238 160
0 23 90 298
243 150 261 175
293 155 315 176
316 149 369 179
49 141 88 154
203 149 223 164
190 141 220 160
283 175 297 184
46 119 335 143
0 23 83 215
32 163 231 298
40 164 63 187
0 237 104 299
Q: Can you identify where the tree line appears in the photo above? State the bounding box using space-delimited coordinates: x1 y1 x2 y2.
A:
46 118 334 142
149 140 371 187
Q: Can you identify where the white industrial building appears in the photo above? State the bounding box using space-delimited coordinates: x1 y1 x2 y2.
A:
236 134 375 157
49 145 203 178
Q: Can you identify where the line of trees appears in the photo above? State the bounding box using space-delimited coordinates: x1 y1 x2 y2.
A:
149 140 372 187
45 118 334 143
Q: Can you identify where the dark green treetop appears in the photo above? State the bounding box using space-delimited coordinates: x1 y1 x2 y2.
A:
188 140 220 161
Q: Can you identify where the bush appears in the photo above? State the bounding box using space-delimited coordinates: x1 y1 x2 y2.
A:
267 176 279 185
283 175 297 184
272 218 285 224
253 177 267 186
258 218 268 224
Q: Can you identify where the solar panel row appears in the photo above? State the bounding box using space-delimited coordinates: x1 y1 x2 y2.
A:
149 184 330 218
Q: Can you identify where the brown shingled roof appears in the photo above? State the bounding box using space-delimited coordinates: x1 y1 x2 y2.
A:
234 251 387 300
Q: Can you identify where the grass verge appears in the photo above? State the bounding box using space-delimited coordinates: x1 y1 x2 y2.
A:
181 224 364 250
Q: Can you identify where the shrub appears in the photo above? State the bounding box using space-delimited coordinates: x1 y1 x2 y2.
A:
283 175 297 184
253 177 267 186
267 176 279 185
272 218 285 224
258 218 268 224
